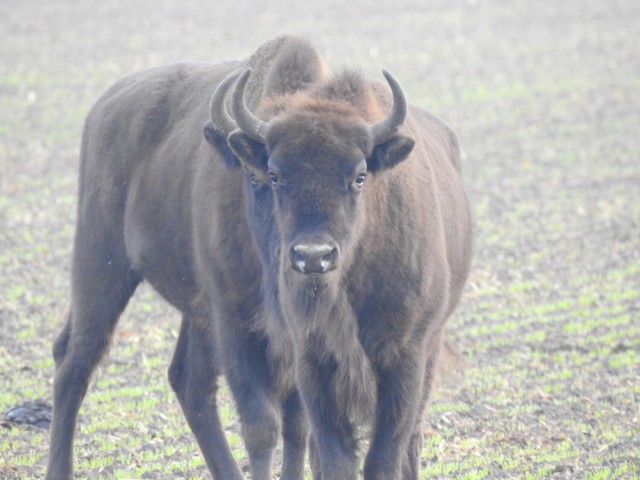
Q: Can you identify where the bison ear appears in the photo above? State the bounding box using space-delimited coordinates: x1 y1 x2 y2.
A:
367 135 415 173
203 121 241 169
228 130 268 172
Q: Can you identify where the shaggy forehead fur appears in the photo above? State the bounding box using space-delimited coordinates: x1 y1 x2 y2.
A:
262 69 383 122
262 70 383 161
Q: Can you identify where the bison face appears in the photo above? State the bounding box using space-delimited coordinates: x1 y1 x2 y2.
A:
264 116 372 276
210 68 415 276
229 113 414 278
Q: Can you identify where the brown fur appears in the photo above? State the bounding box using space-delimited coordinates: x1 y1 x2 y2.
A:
46 35 472 480
227 40 472 479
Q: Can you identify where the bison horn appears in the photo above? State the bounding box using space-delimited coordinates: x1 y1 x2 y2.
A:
231 69 269 143
370 70 408 145
209 69 242 137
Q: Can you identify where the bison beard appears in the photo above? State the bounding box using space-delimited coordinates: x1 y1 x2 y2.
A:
46 34 472 480
284 273 377 431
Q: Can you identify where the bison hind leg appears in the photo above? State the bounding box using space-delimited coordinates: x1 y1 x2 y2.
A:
46 231 141 480
168 315 244 480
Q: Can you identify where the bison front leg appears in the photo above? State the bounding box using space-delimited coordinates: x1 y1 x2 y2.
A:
296 345 360 480
364 344 432 480
168 316 243 480
281 390 309 480
398 410 429 480
401 351 440 480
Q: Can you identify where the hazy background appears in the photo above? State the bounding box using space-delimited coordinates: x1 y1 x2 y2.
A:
1 0 639 478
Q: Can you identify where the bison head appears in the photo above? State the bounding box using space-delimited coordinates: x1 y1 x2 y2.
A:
209 68 414 278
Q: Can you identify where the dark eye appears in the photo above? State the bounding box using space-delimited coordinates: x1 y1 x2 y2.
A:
249 174 260 186
353 173 367 188
269 172 279 186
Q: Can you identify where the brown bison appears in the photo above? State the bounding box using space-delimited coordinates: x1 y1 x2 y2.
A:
46 35 472 480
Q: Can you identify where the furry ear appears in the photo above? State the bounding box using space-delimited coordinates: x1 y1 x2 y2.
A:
228 130 269 172
203 121 240 169
367 135 415 172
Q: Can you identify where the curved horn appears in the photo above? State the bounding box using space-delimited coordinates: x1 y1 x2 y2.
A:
209 69 242 137
370 70 408 145
231 69 269 143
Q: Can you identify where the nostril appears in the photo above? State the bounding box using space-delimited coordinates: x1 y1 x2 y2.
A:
291 247 304 262
290 246 307 273
321 247 338 270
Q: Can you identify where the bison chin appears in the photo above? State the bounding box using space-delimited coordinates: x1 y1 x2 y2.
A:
286 268 335 305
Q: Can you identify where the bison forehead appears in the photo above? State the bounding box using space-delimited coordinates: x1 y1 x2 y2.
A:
265 110 373 166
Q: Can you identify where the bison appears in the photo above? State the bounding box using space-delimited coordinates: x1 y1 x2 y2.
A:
46 35 472 480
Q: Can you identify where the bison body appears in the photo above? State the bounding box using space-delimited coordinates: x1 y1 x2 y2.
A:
47 35 471 480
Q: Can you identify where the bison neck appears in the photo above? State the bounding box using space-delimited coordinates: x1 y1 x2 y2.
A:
279 269 377 430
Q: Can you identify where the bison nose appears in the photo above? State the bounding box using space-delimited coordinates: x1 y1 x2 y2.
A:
290 240 339 274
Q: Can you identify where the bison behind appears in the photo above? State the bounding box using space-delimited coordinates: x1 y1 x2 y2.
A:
46 35 472 480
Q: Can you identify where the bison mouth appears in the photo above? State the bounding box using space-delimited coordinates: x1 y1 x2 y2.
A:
282 264 333 303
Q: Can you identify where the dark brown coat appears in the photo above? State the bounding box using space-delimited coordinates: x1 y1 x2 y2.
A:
216 39 472 479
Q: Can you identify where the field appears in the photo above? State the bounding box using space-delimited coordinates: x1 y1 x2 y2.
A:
1 0 639 478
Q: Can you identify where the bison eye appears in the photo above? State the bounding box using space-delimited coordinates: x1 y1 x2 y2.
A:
269 172 279 186
353 172 367 188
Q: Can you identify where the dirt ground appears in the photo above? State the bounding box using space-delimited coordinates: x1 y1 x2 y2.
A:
1 0 639 478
